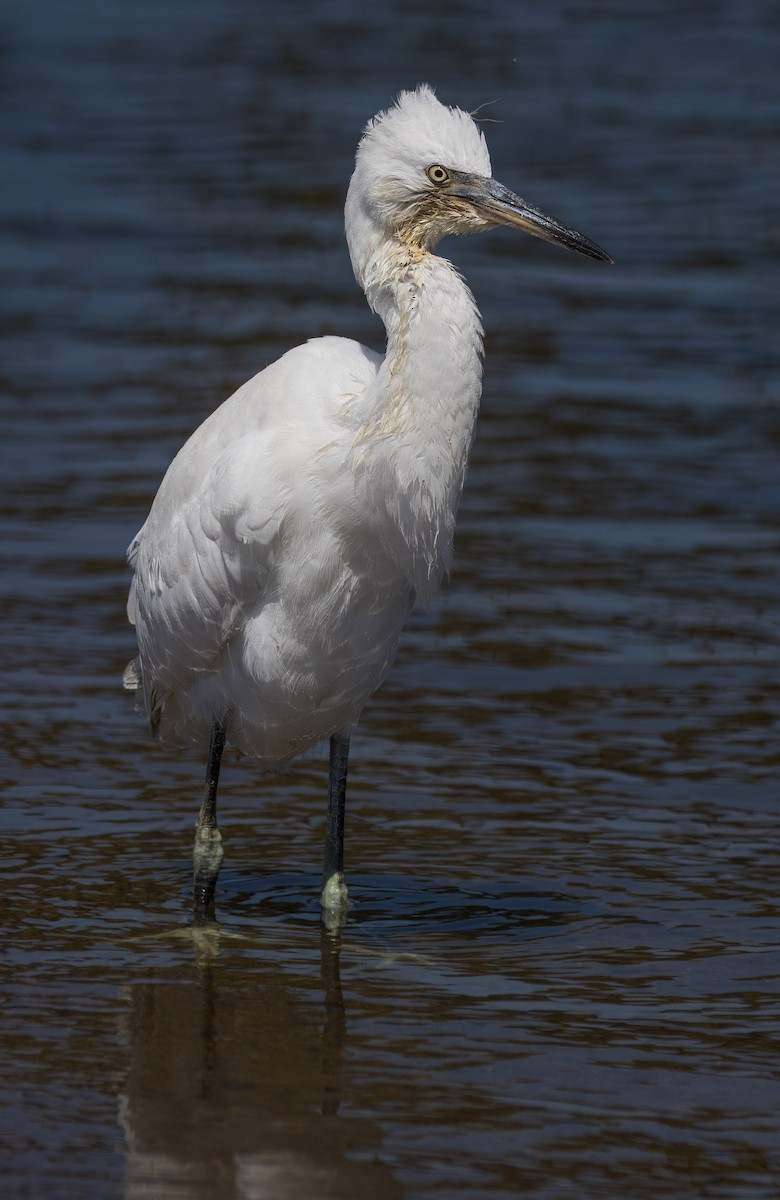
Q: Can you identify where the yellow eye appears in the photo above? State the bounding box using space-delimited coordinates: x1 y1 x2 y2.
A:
426 164 451 186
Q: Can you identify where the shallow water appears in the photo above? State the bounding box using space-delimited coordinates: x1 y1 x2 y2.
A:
2 0 780 1196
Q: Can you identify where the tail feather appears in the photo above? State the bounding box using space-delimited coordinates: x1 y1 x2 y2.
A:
123 657 141 691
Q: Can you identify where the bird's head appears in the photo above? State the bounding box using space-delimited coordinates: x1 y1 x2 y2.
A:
346 85 611 287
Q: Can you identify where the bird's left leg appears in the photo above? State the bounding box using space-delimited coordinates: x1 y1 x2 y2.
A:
321 733 350 915
193 717 228 916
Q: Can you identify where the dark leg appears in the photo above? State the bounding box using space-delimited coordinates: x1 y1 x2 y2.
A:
321 733 350 913
193 718 227 915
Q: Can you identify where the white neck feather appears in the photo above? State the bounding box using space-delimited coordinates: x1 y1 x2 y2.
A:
351 238 484 605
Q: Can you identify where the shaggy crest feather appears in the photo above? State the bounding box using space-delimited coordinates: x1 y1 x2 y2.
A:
358 85 491 182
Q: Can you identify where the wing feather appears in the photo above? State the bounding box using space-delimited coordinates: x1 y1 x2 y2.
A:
128 430 286 726
125 335 381 733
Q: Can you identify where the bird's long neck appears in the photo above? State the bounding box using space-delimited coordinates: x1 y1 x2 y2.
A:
353 242 484 604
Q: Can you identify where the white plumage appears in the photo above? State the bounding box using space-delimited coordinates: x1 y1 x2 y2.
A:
125 85 610 915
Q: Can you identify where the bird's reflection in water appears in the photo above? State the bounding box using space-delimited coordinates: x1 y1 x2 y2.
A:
118 920 399 1200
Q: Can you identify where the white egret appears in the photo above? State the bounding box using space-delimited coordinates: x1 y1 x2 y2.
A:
124 85 610 916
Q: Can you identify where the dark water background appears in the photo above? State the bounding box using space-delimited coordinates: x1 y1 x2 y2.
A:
2 0 780 1196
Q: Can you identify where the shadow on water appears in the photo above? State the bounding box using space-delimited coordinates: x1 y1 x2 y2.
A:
115 875 584 1200
119 924 401 1200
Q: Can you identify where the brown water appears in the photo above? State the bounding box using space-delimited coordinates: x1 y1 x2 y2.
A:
3 0 780 1196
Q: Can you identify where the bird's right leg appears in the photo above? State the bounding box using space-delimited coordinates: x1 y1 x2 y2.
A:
193 717 227 916
321 733 351 918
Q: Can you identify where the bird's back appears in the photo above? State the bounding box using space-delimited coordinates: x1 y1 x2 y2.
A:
132 336 381 533
126 335 417 760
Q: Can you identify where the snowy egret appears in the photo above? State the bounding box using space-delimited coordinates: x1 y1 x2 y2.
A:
124 85 610 916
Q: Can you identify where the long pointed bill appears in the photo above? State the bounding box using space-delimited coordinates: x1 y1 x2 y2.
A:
459 177 612 263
